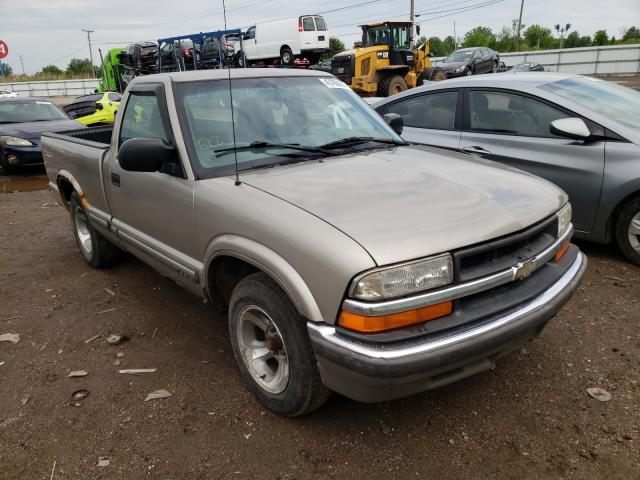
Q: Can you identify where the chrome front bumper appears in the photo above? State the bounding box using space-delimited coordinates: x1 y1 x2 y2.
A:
308 249 586 403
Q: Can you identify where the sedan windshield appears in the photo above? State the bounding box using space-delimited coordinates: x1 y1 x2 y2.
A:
176 76 402 177
444 51 473 63
0 100 68 124
539 77 640 130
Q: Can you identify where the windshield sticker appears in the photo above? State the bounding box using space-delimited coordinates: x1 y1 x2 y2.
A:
319 78 349 89
36 101 52 105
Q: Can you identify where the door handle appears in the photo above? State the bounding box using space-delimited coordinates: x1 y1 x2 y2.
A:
111 173 120 187
461 146 491 155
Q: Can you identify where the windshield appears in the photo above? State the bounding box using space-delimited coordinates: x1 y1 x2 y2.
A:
0 100 68 124
444 51 473 63
363 26 391 46
176 76 401 177
539 77 640 130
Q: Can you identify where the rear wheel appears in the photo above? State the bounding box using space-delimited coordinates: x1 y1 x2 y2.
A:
280 47 294 65
228 272 330 416
377 75 407 97
615 196 640 266
69 192 121 268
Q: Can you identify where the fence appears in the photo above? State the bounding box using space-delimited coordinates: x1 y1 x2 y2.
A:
0 78 100 97
431 44 640 76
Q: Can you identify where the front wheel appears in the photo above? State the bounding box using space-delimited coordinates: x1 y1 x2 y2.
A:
466 68 473 76
492 61 498 73
69 192 121 268
615 196 640 266
377 75 408 97
228 272 330 416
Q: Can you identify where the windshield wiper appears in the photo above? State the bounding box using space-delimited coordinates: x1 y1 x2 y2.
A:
214 140 333 157
319 137 406 149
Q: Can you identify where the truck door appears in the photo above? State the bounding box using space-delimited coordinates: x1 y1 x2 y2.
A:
242 26 258 60
106 83 201 282
299 16 318 51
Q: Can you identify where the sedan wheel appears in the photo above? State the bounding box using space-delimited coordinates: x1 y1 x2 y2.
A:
615 196 640 266
466 68 473 76
628 212 640 253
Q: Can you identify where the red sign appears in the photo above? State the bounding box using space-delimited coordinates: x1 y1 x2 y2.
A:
0 40 8 60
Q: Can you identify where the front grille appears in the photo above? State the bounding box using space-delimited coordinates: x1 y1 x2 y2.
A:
453 214 558 282
331 55 354 85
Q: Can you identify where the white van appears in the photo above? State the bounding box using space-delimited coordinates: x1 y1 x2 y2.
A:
240 15 330 65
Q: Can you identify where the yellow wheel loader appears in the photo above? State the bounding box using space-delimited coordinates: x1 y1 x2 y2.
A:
331 20 445 97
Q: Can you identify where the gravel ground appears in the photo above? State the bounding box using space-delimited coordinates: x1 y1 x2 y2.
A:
0 172 639 480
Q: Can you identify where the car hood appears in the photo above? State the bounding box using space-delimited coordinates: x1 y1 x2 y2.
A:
0 119 84 141
438 61 468 71
240 145 567 266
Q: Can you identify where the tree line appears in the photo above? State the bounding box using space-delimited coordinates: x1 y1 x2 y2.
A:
1 58 95 80
420 23 640 56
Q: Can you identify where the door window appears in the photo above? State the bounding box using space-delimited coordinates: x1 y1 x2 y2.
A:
314 17 327 31
302 17 316 31
119 91 169 146
385 91 458 130
469 91 570 137
244 26 256 40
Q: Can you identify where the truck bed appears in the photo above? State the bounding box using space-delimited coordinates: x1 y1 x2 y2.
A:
42 126 113 214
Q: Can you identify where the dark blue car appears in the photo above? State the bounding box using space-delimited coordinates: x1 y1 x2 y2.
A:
0 97 84 175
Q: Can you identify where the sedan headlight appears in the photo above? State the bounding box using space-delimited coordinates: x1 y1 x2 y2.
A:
0 136 34 147
557 203 572 238
351 254 453 300
455 65 466 72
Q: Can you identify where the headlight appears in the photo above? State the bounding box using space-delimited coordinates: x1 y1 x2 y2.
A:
455 65 466 72
557 203 572 237
351 254 453 300
0 136 33 147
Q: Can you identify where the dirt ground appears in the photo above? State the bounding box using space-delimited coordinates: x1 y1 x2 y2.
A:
0 170 638 480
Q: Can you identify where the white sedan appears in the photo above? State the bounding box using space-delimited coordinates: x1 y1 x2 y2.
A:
0 90 19 98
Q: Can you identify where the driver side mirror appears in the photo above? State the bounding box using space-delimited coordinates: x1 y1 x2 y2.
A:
550 118 591 140
384 113 404 135
118 138 178 173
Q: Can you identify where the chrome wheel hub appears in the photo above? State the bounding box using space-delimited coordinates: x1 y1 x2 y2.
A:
629 212 640 253
237 305 289 394
74 208 93 257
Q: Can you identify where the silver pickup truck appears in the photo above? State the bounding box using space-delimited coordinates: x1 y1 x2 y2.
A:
43 69 586 416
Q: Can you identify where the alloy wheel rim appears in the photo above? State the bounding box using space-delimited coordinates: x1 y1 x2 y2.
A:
237 305 289 394
74 208 93 257
628 212 640 253
282 51 291 63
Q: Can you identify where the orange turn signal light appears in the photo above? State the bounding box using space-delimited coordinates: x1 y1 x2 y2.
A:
338 301 453 333
554 242 571 262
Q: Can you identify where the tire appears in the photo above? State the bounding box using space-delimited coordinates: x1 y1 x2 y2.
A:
430 69 447 82
280 47 294 65
614 196 640 266
466 67 473 76
228 272 331 416
0 152 13 176
69 192 121 269
491 61 498 73
237 52 247 68
377 75 408 97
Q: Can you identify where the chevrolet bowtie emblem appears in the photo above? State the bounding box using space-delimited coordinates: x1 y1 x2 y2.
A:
515 259 536 280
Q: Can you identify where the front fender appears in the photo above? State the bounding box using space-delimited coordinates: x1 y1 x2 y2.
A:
203 234 325 323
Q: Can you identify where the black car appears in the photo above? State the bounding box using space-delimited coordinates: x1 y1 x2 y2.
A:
437 47 500 78
119 41 158 74
158 40 199 71
511 62 545 72
0 97 83 174
309 57 332 73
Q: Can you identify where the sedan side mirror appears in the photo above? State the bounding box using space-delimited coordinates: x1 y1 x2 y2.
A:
118 138 178 172
383 113 404 135
550 118 591 140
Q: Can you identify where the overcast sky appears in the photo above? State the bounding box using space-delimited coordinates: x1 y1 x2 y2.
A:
1 0 639 74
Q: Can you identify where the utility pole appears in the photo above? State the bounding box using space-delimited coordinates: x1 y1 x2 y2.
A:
515 0 525 51
19 55 26 75
410 0 415 48
453 21 458 49
82 29 96 77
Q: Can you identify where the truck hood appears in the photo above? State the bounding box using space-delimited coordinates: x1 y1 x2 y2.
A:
240 145 567 266
0 119 84 142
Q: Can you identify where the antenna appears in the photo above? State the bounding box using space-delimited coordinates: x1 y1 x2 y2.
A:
222 0 241 186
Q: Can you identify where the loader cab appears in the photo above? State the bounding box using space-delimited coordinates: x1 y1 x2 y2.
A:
361 21 413 67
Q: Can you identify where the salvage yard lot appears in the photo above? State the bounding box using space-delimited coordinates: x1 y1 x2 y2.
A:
0 181 638 479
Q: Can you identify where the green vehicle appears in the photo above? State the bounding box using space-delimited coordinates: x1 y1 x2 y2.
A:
97 49 126 93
